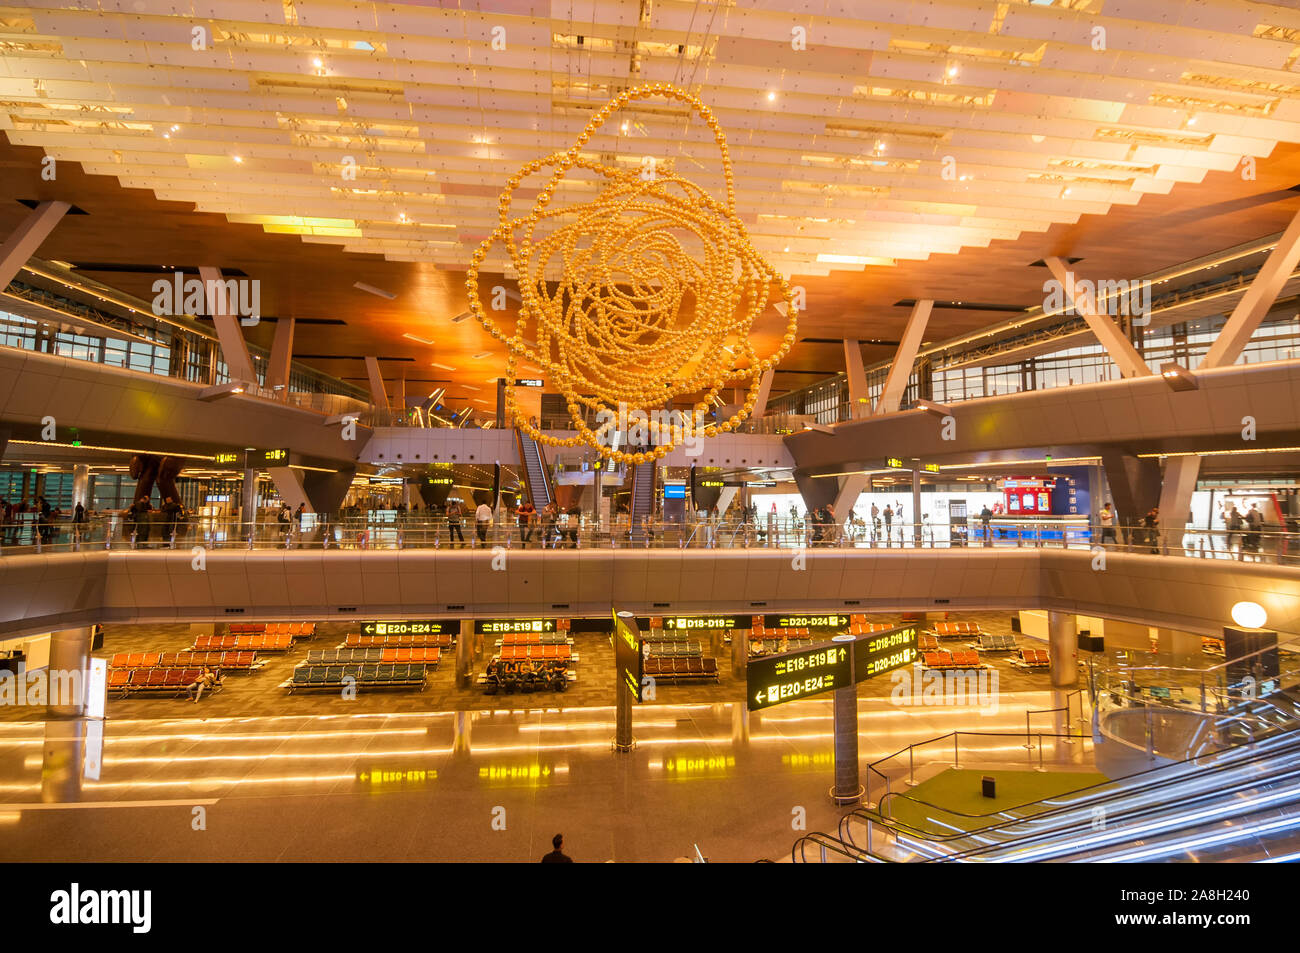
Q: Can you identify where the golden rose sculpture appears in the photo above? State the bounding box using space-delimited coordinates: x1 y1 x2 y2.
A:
465 81 798 464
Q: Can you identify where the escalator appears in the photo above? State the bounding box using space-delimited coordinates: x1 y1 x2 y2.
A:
629 459 656 542
794 698 1300 863
515 429 553 510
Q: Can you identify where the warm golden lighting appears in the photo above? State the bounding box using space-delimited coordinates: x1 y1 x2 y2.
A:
466 81 798 464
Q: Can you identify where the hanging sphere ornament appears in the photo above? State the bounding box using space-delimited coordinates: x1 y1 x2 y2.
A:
465 82 798 464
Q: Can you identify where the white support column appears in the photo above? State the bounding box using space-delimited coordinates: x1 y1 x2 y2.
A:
72 464 90 511
1156 454 1202 542
1044 257 1151 379
198 265 257 384
843 340 871 417
1204 208 1300 368
364 356 389 411
0 201 69 290
875 299 932 415
266 466 312 513
751 368 774 419
265 316 295 396
832 474 867 525
1047 611 1077 688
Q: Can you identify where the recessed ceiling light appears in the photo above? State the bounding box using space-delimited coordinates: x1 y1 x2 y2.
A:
232 155 243 163
431 362 456 370
473 351 491 359
313 57 323 69
354 282 395 299
767 91 777 102
946 65 959 78
402 333 435 345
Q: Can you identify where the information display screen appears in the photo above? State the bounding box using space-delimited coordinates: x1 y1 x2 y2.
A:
763 613 849 629
474 618 557 634
746 642 850 711
853 625 919 682
361 620 457 636
663 615 737 630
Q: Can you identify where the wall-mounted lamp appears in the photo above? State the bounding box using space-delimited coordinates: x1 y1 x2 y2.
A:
198 380 252 402
1159 363 1199 392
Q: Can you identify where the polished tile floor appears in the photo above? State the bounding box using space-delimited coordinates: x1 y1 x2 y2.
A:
0 688 1094 863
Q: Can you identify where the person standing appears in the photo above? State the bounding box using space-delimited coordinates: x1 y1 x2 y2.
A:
132 498 153 548
1245 503 1264 560
882 504 894 546
542 501 559 549
979 505 993 545
474 498 493 545
1098 502 1116 545
541 833 573 863
162 496 183 545
565 505 582 548
276 502 293 544
1143 506 1160 554
72 501 86 544
517 498 536 547
1223 503 1243 555
445 498 465 547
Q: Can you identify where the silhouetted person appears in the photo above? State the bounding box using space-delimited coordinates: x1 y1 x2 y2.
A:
541 833 572 863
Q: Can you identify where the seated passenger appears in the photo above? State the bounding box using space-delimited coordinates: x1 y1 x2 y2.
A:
186 667 217 702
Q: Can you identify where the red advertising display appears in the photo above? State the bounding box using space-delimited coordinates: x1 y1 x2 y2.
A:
1002 477 1053 515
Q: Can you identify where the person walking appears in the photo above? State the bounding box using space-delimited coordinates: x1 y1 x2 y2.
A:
1098 502 1116 545
445 498 465 547
1223 503 1243 556
1245 503 1264 560
517 498 536 548
1143 506 1160 554
72 501 86 544
541 833 573 863
474 498 493 545
541 502 559 549
979 505 993 545
565 505 582 548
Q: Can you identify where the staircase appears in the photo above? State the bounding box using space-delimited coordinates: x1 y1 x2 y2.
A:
629 459 656 542
515 430 553 510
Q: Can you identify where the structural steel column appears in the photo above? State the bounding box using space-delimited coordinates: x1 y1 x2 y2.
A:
1156 454 1202 542
751 368 775 420
1204 208 1300 368
843 340 870 418
1047 611 1077 688
0 200 69 290
265 316 296 396
1044 257 1151 379
198 265 258 384
364 356 389 412
911 462 922 545
46 626 92 718
832 474 867 529
875 299 933 415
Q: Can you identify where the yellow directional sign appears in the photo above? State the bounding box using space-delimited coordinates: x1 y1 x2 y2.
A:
746 643 850 711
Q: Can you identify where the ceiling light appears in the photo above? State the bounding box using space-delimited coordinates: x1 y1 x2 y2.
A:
802 422 834 434
232 155 243 164
473 352 491 359
1159 363 1198 391
198 380 252 402
451 311 472 323
946 65 959 78
431 361 456 370
913 398 953 419
620 120 629 134
313 57 323 69
767 91 777 102
354 282 395 299
816 254 895 266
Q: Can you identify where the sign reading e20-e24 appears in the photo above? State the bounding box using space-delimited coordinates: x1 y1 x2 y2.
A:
746 625 918 711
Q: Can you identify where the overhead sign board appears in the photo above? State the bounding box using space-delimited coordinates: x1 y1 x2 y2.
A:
515 378 545 387
663 615 737 630
258 447 290 465
747 642 850 711
763 613 849 629
214 451 241 466
474 618 556 634
853 625 919 681
361 619 458 636
612 610 644 702
424 475 454 485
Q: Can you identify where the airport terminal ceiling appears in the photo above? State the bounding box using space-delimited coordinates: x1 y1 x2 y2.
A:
7 1 1300 409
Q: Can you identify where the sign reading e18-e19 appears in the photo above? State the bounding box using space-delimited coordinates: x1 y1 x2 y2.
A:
747 643 850 711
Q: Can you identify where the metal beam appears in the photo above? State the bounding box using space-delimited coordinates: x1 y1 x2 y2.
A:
875 299 932 415
1044 257 1152 378
198 265 257 384
1204 206 1300 369
364 356 389 411
0 201 69 290
843 340 870 417
751 368 775 419
265 316 295 395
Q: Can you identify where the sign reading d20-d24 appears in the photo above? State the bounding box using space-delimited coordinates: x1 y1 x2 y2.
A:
746 642 850 711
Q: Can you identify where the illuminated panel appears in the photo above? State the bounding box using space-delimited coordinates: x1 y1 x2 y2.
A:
763 613 848 629
361 620 457 636
853 625 919 682
257 447 290 464
663 616 737 630
746 643 851 711
474 618 555 634
612 610 644 702
213 451 241 466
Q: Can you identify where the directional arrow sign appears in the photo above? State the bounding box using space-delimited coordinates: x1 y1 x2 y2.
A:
361 619 456 636
764 613 850 629
746 641 851 711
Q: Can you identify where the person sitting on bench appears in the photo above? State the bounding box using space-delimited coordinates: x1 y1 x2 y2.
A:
186 667 218 702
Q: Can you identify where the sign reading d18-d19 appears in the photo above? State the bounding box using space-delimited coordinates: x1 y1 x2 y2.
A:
746 642 850 711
